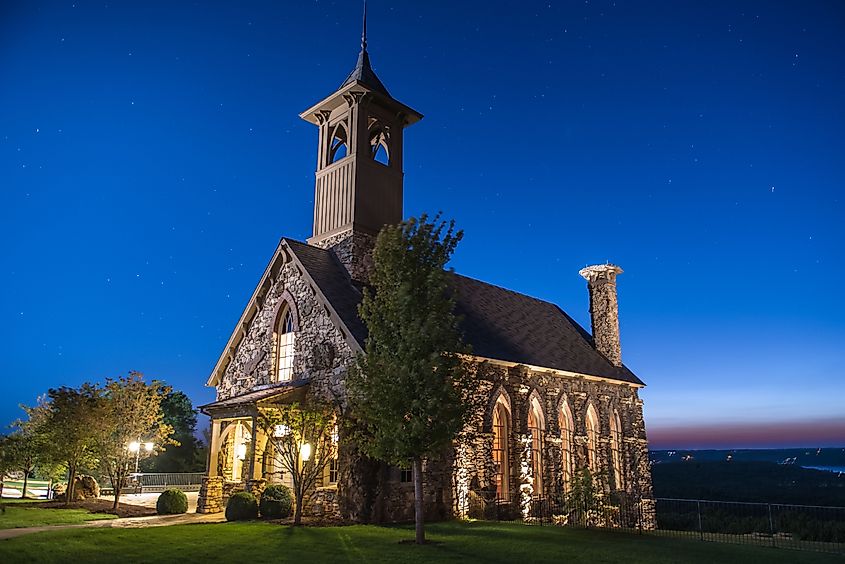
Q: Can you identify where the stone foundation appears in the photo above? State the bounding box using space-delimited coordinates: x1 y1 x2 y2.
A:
197 476 223 514
308 486 340 518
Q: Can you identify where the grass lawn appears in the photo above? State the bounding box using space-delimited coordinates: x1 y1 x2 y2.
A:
0 504 116 530
0 520 842 563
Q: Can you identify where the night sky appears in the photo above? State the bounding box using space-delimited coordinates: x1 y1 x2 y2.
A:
2 1 843 449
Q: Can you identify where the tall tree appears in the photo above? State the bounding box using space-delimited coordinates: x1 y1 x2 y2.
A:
143 389 202 473
91 372 175 510
345 215 480 544
257 399 338 525
41 384 101 504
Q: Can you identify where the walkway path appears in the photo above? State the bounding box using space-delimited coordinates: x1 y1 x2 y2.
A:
0 511 225 541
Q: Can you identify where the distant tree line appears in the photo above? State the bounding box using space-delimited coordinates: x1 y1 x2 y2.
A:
0 372 206 510
652 461 845 506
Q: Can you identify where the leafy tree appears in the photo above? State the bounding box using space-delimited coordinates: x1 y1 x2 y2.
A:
40 384 101 504
91 372 175 510
256 400 337 525
142 389 203 473
3 403 56 498
345 215 480 544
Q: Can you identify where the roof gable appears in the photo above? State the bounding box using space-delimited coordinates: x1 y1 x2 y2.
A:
208 239 644 388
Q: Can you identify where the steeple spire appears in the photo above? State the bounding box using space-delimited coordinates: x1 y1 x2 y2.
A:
361 0 367 52
340 0 390 96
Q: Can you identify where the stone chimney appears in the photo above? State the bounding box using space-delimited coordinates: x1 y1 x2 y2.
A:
579 264 624 367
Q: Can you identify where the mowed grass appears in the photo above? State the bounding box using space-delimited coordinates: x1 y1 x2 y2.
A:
0 505 116 530
1 520 842 564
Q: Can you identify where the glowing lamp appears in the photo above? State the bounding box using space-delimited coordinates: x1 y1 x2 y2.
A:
235 443 247 461
128 441 140 453
300 442 312 461
144 442 154 452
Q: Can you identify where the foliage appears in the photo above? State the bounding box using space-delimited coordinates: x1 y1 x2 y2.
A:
259 484 293 519
1 521 841 564
652 461 845 506
0 431 41 499
156 489 188 515
143 389 204 473
90 372 175 510
345 214 480 543
225 492 258 521
34 385 102 504
256 400 337 525
561 468 615 527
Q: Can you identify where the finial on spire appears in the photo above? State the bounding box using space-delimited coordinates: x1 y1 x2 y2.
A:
361 0 368 52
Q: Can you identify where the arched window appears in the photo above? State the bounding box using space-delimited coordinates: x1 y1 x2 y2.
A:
528 397 545 496
276 307 296 382
560 399 574 491
610 410 624 490
329 123 348 164
585 404 599 474
492 396 510 501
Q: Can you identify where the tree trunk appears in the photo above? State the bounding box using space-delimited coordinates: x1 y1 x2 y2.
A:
66 466 77 506
21 471 29 499
113 482 121 511
413 457 425 545
293 491 303 525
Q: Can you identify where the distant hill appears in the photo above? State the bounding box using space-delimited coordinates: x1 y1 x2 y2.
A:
651 460 845 506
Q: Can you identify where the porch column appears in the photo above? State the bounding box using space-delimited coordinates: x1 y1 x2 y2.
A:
247 415 259 481
208 418 222 477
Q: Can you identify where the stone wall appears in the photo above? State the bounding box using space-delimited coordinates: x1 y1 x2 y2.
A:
312 229 376 284
197 476 223 514
217 259 355 403
454 361 654 527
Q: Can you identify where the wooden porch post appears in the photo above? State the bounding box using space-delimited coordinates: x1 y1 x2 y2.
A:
208 419 222 477
247 415 259 481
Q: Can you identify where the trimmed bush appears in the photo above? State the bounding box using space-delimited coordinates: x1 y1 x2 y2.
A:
156 488 188 515
225 491 259 521
260 484 293 519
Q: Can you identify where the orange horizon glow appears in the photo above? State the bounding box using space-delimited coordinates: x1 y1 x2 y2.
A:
648 417 845 450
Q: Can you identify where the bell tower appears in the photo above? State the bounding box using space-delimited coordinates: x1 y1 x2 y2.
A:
300 4 422 281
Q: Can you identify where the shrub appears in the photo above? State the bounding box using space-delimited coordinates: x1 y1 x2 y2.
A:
156 489 188 515
226 491 258 521
260 484 293 519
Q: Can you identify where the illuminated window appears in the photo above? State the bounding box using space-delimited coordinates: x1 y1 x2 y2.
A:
586 404 599 474
492 397 510 501
560 399 574 491
610 410 624 490
528 397 545 496
276 308 296 382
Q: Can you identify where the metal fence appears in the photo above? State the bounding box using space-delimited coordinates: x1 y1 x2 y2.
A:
0 479 52 499
474 493 845 555
105 472 206 494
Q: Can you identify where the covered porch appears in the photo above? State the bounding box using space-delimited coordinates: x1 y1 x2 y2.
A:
196 381 310 514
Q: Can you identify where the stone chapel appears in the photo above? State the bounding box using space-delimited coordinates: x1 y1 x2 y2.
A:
197 18 654 525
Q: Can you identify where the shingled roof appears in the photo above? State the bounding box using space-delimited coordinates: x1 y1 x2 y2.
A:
285 239 643 386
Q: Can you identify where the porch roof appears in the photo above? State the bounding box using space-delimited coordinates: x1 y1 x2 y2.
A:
199 379 310 418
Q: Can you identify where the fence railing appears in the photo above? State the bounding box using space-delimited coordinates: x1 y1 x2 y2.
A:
104 472 206 494
0 479 52 499
474 493 845 555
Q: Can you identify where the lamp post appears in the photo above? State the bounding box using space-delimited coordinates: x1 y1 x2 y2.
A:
128 440 155 474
